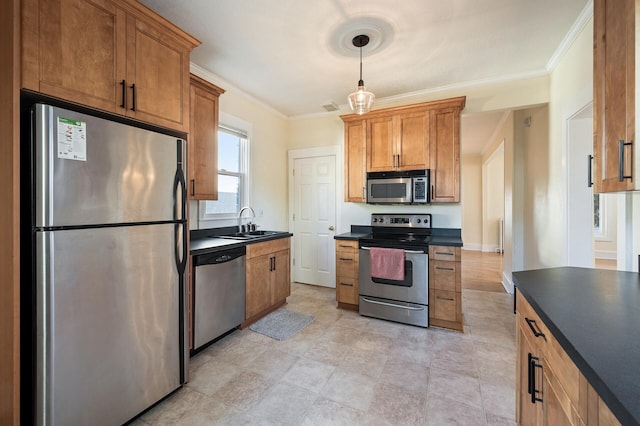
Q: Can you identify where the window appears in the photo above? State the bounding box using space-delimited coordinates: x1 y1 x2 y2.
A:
593 193 601 235
199 125 249 220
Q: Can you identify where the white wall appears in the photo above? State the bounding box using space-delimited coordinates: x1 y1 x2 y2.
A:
461 155 483 250
482 144 505 252
288 76 552 236
190 66 290 232
547 16 594 266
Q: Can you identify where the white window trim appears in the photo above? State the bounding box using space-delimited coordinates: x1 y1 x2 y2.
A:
198 112 251 226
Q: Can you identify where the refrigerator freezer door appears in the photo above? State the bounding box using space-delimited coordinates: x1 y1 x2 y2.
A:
36 224 184 426
33 104 185 227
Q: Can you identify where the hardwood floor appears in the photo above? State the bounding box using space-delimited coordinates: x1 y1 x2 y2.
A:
461 249 506 293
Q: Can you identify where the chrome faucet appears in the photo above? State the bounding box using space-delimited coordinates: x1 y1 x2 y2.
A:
237 206 256 233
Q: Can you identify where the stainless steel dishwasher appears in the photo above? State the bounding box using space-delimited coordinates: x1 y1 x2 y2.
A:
193 246 246 352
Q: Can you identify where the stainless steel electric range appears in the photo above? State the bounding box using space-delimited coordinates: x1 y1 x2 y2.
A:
358 213 431 327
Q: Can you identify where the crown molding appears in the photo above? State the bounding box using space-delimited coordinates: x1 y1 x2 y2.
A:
546 0 593 71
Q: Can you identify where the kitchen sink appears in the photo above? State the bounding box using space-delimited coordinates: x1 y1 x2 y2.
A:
214 230 281 240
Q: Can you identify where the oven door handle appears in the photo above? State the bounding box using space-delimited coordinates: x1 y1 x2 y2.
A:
361 297 425 311
360 246 424 254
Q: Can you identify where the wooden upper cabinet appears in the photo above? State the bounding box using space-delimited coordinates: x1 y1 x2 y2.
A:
367 112 429 172
430 107 461 203
341 96 464 204
343 119 367 202
21 0 126 113
21 0 200 132
189 74 225 200
593 0 636 192
367 116 394 171
395 111 430 171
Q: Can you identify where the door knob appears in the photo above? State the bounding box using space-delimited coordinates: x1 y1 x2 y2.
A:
328 226 335 231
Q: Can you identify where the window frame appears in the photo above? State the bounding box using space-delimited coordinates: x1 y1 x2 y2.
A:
198 116 250 224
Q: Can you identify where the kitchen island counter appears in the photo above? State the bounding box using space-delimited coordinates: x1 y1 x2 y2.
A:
513 267 640 426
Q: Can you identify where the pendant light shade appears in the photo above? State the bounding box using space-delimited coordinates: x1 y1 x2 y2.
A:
348 35 375 114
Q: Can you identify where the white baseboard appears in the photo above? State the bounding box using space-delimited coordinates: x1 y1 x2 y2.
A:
462 243 483 251
502 272 514 294
594 250 616 260
482 244 502 253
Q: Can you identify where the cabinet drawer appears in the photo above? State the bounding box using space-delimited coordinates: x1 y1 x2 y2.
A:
431 290 459 322
247 237 290 259
335 240 358 254
336 254 358 278
517 291 581 407
431 260 458 291
429 245 460 261
516 291 550 349
337 276 358 305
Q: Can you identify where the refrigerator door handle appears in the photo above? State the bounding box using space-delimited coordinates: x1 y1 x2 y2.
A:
173 140 187 222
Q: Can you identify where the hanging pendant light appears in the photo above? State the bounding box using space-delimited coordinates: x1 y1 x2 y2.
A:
348 34 375 115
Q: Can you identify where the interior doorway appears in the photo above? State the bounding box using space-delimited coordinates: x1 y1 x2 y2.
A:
566 103 594 267
288 147 338 287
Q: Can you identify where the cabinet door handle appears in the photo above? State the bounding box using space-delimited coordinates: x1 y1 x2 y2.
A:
338 244 353 248
436 296 455 301
528 353 543 404
130 83 136 111
431 185 434 200
190 179 195 196
120 80 126 109
588 154 593 187
435 266 455 271
339 257 353 261
525 317 546 339
397 154 401 168
619 140 633 181
340 282 353 287
435 251 454 256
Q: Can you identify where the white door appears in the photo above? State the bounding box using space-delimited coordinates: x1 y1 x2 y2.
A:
293 155 336 287
567 105 594 267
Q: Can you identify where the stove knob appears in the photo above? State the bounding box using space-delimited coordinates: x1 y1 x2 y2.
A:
416 218 421 223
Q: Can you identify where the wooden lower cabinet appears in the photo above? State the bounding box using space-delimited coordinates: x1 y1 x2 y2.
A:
335 240 359 309
244 238 291 325
428 245 462 331
516 292 621 426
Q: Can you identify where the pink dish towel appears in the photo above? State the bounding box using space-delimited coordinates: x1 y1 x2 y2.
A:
369 247 405 281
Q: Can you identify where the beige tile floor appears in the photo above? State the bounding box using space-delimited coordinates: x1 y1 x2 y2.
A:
135 283 516 425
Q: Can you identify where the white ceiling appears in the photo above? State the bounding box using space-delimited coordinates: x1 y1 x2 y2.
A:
140 0 589 155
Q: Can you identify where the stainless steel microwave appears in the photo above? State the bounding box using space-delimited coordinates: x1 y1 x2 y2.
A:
366 170 430 204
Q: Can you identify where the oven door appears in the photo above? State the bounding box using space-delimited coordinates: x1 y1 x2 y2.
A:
358 247 428 305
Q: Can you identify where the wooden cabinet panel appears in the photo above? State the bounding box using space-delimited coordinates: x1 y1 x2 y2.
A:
516 293 622 426
396 111 429 170
335 240 359 309
430 290 459 322
517 317 542 426
126 16 190 130
593 0 636 192
245 238 291 323
272 249 291 304
246 254 272 319
336 276 358 305
22 0 127 112
21 0 199 132
367 116 395 172
344 120 366 202
430 107 461 202
189 74 224 200
428 245 462 331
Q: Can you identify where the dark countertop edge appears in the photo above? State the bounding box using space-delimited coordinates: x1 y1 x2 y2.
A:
513 271 638 426
190 232 292 256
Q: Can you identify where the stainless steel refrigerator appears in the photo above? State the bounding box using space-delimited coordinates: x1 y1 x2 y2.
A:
24 103 188 425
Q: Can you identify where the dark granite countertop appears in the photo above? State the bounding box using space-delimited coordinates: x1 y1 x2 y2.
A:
334 226 463 247
190 228 292 256
513 267 640 426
